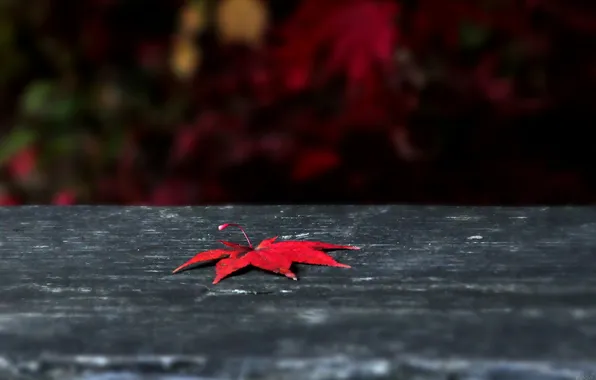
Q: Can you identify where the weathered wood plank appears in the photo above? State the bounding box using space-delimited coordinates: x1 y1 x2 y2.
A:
0 205 595 380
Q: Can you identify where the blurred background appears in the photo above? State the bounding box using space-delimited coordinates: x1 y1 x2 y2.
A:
0 0 595 205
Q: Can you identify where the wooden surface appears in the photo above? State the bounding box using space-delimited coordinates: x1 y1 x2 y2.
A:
0 205 595 380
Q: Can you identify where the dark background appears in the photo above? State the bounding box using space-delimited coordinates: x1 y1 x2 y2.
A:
1 0 595 205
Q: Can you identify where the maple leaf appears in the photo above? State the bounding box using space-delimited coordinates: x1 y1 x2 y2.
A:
276 0 399 91
172 223 359 284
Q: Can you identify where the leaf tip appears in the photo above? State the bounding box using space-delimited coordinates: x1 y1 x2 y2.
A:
218 223 229 231
171 264 186 274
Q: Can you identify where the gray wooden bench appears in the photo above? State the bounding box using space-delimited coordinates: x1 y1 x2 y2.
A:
1 206 595 380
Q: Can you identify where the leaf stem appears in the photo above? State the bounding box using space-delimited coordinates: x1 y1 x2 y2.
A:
218 223 253 248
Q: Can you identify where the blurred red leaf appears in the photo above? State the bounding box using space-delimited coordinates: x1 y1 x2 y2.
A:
292 148 340 181
283 66 310 92
138 40 167 71
0 192 19 206
149 178 198 205
171 125 203 163
473 54 513 102
277 0 399 91
7 147 37 181
81 18 109 61
52 190 77 205
171 113 243 164
407 0 529 50
541 1 596 34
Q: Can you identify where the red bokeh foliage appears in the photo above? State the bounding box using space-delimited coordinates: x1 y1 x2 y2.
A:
1 0 596 205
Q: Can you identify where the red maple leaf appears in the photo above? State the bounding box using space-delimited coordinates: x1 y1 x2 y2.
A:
276 0 399 91
172 223 359 284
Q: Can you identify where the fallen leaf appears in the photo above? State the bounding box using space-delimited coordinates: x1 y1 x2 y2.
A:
172 223 359 284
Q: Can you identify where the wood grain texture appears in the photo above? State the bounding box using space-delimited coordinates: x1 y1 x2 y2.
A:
0 205 595 380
